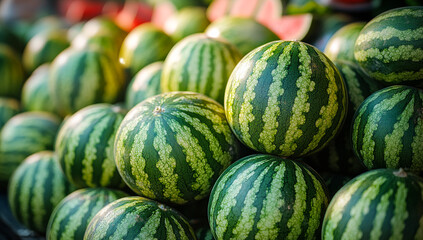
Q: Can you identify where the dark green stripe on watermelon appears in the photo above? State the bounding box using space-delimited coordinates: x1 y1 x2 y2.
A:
322 168 423 239
225 40 348 158
208 154 328 240
0 44 25 98
352 85 423 171
84 196 196 239
8 151 76 233
0 97 20 130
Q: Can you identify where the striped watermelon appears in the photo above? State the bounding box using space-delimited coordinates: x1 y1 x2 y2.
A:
352 85 423 171
49 47 126 118
71 33 120 59
205 16 280 56
306 60 382 176
8 151 76 233
161 34 242 104
0 97 20 130
164 6 211 42
322 168 423 239
208 154 329 240
21 64 56 113
55 103 127 189
80 17 127 47
119 23 174 77
22 30 69 73
125 61 163 109
324 22 366 63
354 6 423 85
84 196 196 239
46 188 129 240
224 40 348 158
114 91 241 205
0 112 61 182
0 44 25 99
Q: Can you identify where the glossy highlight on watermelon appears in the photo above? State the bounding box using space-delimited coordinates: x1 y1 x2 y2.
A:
225 40 348 158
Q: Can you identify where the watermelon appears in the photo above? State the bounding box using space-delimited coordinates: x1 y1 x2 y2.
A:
25 16 69 43
22 30 69 73
79 16 127 47
49 47 126 118
0 98 20 130
21 64 56 113
352 85 423 171
284 0 330 15
164 6 211 42
205 16 279 56
67 22 85 42
8 151 76 233
71 33 121 59
114 91 241 205
324 22 366 63
161 33 242 104
0 44 25 99
84 196 196 239
224 40 348 158
208 154 329 240
125 61 163 109
306 60 382 176
0 112 61 183
55 104 127 189
0 23 25 54
46 188 129 240
354 6 423 85
322 168 423 239
119 23 175 77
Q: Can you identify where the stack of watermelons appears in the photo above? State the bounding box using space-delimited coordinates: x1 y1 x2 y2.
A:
0 0 422 239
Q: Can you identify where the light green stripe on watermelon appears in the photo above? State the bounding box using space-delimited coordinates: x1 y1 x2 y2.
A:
360 89 410 167
302 48 341 155
412 112 423 170
383 97 414 166
239 42 280 148
356 27 423 45
258 42 291 153
392 181 408 239
255 163 285 239
153 119 181 203
340 176 386 239
370 188 394 239
279 42 313 156
286 165 307 239
368 7 423 24
214 160 263 240
231 162 269 239
355 45 423 64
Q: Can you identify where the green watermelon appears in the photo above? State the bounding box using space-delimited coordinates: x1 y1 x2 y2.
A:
322 168 423 239
324 22 366 63
119 23 175 77
22 30 69 73
49 47 126 118
114 91 241 205
352 85 423 171
0 97 20 130
71 33 121 59
284 0 330 15
125 61 163 109
0 112 61 182
164 6 211 42
8 151 76 233
224 40 348 158
161 33 242 104
55 104 127 189
79 16 127 47
46 188 129 240
0 23 25 54
205 16 279 56
354 6 423 85
84 196 196 239
208 154 329 240
21 64 56 113
0 44 25 99
306 60 382 176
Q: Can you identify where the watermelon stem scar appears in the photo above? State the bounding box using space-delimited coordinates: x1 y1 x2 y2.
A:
153 106 165 115
394 168 407 178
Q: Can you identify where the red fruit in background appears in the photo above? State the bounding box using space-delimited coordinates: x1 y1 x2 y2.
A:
60 0 104 23
114 1 153 31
